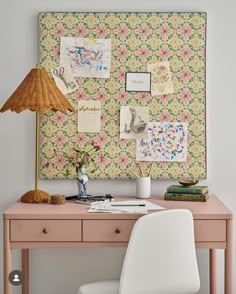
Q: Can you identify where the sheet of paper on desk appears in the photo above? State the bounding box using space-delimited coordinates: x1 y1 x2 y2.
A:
111 200 164 210
88 202 147 213
88 200 164 213
88 206 123 213
88 204 147 213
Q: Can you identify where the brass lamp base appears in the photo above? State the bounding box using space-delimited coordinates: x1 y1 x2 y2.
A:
21 189 51 203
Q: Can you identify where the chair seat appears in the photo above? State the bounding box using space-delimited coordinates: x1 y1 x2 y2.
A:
78 279 120 294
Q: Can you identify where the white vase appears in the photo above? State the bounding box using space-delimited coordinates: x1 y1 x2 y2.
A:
76 166 89 197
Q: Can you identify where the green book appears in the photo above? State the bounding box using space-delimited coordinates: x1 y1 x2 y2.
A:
167 185 208 195
164 192 209 202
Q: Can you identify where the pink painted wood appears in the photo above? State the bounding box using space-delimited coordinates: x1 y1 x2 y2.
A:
210 249 217 294
225 219 233 294
83 219 136 242
22 249 29 294
11 219 82 242
4 220 12 294
3 195 232 220
3 195 233 294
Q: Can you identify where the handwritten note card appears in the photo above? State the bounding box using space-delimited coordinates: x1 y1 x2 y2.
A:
125 72 151 92
78 100 101 133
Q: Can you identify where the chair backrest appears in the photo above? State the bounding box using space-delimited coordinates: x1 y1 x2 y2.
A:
119 209 200 294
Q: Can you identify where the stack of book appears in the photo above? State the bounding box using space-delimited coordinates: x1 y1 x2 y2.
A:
164 185 209 202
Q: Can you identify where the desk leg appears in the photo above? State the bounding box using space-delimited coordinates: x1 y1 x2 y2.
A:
22 249 29 294
4 219 12 294
210 249 217 294
225 219 233 294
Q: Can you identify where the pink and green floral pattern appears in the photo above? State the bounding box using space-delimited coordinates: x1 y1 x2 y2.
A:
39 12 207 179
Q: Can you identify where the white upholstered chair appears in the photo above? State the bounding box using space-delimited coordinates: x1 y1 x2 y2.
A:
78 209 200 294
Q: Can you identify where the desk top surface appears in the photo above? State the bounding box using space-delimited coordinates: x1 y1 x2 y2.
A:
4 196 232 220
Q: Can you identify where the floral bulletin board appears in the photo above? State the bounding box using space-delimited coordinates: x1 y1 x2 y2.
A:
39 12 207 180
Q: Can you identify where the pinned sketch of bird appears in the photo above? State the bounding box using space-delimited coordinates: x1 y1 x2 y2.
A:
124 123 131 133
138 116 144 123
129 107 147 133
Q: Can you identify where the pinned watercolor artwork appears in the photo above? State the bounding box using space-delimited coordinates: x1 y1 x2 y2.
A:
147 62 173 96
60 37 111 78
136 122 187 162
120 106 149 139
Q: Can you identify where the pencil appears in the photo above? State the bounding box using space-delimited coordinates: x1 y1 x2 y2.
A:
132 170 139 177
149 162 154 177
111 204 146 207
138 162 144 177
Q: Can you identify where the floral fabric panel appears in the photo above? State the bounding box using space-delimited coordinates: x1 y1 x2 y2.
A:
39 12 207 180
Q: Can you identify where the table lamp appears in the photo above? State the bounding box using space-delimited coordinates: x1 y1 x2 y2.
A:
0 67 75 203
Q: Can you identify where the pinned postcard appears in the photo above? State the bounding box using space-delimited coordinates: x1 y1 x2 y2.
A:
60 37 111 78
78 100 101 133
147 62 173 96
136 122 187 161
120 106 149 139
51 64 79 95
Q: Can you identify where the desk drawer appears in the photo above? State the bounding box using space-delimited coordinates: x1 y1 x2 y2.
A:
194 220 226 242
11 220 82 242
83 220 136 242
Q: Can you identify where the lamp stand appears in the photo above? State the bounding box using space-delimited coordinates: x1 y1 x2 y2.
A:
21 112 51 203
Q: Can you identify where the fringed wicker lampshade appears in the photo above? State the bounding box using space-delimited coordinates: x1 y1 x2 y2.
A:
0 68 75 113
0 67 75 203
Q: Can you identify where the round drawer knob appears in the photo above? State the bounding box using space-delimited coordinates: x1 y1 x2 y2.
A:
115 228 121 234
43 228 49 234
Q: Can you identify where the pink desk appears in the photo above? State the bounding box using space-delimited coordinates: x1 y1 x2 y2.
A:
3 195 233 294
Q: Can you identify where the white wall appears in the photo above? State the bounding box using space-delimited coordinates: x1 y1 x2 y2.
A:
0 1 235 293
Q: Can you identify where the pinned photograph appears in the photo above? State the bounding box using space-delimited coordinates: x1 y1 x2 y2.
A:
120 106 149 139
136 122 187 161
147 62 173 96
51 65 79 95
60 37 111 78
